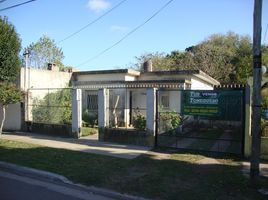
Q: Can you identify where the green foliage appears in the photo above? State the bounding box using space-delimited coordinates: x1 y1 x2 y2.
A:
32 89 71 124
0 83 22 105
0 16 21 82
263 45 268 68
81 127 98 137
160 111 181 130
133 32 268 84
82 109 98 127
262 96 268 109
133 110 146 131
24 35 64 69
133 52 174 71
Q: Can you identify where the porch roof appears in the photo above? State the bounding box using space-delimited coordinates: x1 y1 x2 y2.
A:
73 79 190 89
72 69 140 76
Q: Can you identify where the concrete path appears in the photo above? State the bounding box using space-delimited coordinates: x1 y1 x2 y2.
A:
1 132 150 159
242 161 268 178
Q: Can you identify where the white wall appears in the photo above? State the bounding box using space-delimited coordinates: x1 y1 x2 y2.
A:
20 68 72 90
76 73 137 82
1 103 21 131
191 78 214 90
2 68 73 131
138 73 189 81
169 91 181 113
132 89 147 116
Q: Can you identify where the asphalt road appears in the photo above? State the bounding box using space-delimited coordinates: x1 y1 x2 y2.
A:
0 171 115 200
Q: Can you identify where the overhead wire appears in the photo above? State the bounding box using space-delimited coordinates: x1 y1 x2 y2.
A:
77 0 175 67
57 0 129 44
0 0 37 12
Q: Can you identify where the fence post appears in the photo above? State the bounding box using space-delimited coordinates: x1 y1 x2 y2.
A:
72 89 82 138
146 88 157 146
98 88 109 140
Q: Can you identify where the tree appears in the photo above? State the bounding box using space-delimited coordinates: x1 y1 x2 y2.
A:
133 52 174 71
0 83 22 134
0 17 22 134
25 35 64 69
0 16 21 82
167 50 195 70
134 32 265 84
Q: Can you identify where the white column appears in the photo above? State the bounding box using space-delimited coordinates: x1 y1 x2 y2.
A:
98 88 109 127
98 88 109 140
146 88 157 135
124 89 130 127
72 89 82 138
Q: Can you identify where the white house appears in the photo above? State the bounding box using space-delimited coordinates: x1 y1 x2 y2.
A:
72 63 220 130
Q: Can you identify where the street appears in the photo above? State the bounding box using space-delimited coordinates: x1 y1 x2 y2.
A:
0 171 115 200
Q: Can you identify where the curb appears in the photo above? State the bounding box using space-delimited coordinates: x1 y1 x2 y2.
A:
0 161 149 200
0 161 72 184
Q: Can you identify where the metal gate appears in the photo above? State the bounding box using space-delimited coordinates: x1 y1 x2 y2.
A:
156 88 245 155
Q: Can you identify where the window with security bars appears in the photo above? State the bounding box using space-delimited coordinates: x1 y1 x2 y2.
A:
160 95 169 109
87 94 98 110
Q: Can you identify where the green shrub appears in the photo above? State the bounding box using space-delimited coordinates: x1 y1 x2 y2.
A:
133 113 146 131
32 89 71 124
160 111 181 129
82 109 98 128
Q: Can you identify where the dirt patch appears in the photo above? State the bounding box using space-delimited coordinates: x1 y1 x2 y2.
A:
197 157 220 165
144 151 171 160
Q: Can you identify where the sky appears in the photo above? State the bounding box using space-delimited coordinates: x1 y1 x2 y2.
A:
1 0 268 71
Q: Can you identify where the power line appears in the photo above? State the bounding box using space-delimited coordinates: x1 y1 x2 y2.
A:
57 0 128 44
78 0 175 67
0 0 37 12
0 0 7 4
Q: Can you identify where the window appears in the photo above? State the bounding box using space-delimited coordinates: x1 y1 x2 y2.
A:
87 94 98 110
160 95 169 109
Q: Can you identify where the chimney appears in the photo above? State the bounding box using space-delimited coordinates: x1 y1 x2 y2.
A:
47 63 59 71
143 60 153 72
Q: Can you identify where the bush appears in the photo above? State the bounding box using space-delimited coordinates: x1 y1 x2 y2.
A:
82 109 98 128
133 113 146 131
160 111 181 130
32 89 71 124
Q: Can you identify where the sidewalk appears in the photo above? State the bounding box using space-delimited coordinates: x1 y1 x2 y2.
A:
1 132 150 159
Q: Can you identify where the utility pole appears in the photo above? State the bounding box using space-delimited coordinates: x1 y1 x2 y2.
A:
250 0 262 184
23 50 30 123
23 50 29 91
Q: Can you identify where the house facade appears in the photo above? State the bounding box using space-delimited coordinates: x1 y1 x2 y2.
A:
71 66 220 130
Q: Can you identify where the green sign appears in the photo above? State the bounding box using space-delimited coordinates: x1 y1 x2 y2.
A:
181 91 219 117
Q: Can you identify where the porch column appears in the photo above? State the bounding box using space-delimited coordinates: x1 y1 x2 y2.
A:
98 88 109 140
146 88 157 135
72 89 82 138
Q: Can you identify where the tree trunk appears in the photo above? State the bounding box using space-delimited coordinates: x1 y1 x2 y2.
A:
0 104 6 135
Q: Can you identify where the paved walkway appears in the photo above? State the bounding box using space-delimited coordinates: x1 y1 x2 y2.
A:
1 132 150 159
241 161 268 178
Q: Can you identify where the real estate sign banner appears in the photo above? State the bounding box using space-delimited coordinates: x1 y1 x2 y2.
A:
181 90 219 117
181 90 243 121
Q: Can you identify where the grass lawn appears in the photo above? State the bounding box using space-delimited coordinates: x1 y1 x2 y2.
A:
81 127 98 137
0 139 267 200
